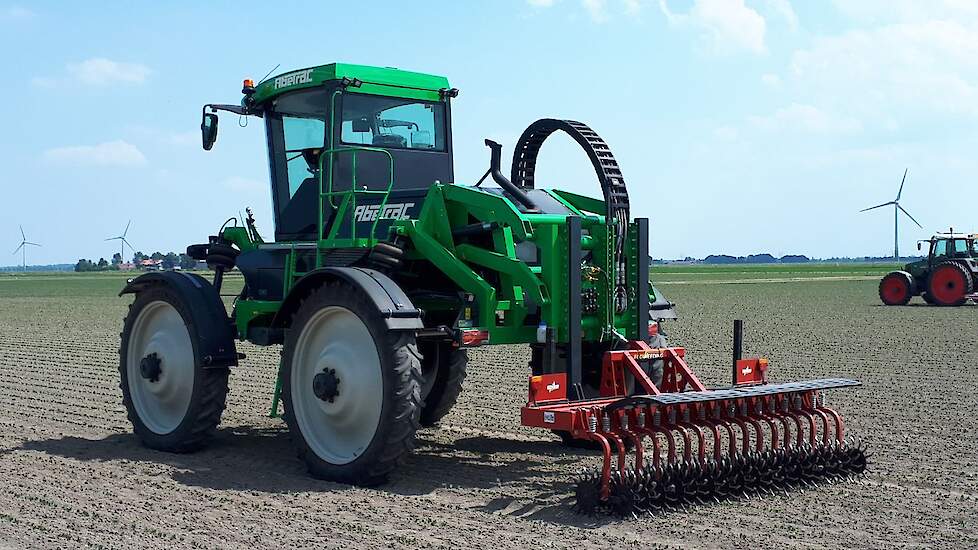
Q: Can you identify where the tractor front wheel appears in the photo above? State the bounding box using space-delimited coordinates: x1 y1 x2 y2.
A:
282 281 422 486
927 262 973 306
878 271 913 306
119 287 229 452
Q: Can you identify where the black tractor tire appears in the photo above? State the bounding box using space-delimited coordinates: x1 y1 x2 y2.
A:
119 286 230 453
922 292 937 305
418 342 467 427
281 281 422 486
927 262 973 306
878 271 914 306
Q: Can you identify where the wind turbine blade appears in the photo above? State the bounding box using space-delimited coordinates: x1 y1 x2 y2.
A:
896 168 908 200
897 204 923 229
859 201 895 212
26 242 41 247
123 219 131 237
19 225 25 240
105 237 117 241
12 243 24 254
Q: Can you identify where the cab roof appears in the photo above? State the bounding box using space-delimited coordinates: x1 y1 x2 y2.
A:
924 233 977 240
250 63 451 105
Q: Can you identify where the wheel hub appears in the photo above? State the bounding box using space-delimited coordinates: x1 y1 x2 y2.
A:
140 353 162 383
313 368 341 402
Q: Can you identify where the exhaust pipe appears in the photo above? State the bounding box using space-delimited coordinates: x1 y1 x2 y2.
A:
484 139 539 213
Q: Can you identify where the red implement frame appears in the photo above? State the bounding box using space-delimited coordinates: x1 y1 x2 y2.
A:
521 341 856 500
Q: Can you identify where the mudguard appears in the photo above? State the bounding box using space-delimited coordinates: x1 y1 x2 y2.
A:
650 284 678 320
273 267 424 331
119 271 239 368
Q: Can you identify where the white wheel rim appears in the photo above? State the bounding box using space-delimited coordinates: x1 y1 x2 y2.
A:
126 301 195 435
291 306 383 465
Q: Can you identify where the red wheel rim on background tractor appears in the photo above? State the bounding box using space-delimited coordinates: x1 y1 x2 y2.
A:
879 273 912 306
928 264 968 306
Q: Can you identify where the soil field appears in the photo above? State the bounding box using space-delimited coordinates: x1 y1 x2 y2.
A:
1 270 976 549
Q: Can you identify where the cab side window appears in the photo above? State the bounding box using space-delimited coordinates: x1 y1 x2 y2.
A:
283 116 326 197
953 239 969 257
933 240 948 258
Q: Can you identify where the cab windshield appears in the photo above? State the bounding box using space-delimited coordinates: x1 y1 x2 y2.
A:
340 93 447 151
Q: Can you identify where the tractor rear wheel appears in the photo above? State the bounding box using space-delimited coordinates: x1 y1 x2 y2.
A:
927 262 973 306
878 271 913 305
282 281 422 486
119 287 229 452
418 342 467 427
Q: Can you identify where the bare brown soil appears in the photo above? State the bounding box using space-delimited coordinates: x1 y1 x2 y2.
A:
1 277 976 549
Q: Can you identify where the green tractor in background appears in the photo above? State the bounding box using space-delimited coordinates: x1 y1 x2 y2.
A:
879 231 978 306
117 63 865 515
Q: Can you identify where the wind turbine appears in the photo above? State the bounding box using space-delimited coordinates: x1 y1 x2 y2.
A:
106 220 135 263
12 226 41 272
859 169 922 260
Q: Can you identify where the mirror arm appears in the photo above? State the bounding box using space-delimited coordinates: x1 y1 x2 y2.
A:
204 103 253 117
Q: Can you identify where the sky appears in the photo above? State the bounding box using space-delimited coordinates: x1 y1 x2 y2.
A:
2 0 977 265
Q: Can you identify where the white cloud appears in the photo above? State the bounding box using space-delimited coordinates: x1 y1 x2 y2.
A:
165 131 200 147
3 5 34 18
748 103 862 134
582 0 608 22
658 0 767 54
789 20 978 119
43 141 147 167
762 0 797 30
221 176 266 193
33 58 150 88
714 126 739 140
67 58 150 86
29 76 57 88
831 0 978 25
528 0 645 21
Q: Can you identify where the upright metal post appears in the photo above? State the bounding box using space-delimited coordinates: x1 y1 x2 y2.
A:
732 319 743 385
636 218 650 340
567 216 583 400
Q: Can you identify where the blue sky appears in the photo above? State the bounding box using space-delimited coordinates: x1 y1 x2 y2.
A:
2 1 976 264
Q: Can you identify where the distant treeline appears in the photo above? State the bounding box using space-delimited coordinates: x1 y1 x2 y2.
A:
74 251 199 272
0 264 74 272
654 254 924 265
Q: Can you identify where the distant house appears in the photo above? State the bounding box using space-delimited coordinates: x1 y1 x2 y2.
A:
139 259 163 271
118 262 136 271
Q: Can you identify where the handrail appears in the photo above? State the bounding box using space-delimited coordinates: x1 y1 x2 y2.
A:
314 145 395 268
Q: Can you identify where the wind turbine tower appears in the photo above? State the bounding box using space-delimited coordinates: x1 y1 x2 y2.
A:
106 220 136 262
12 226 41 271
859 169 923 260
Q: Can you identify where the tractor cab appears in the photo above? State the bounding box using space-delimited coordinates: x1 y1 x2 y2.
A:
203 64 457 243
916 232 978 266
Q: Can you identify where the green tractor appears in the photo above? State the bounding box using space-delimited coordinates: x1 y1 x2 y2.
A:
118 63 865 515
879 231 978 306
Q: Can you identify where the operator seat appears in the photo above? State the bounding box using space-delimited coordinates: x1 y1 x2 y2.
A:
372 134 407 148
276 148 332 241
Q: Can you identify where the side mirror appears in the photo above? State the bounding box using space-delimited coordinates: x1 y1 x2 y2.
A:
352 116 371 133
917 242 922 251
201 113 218 151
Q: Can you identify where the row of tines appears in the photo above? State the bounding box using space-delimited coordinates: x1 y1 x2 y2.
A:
572 392 869 517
